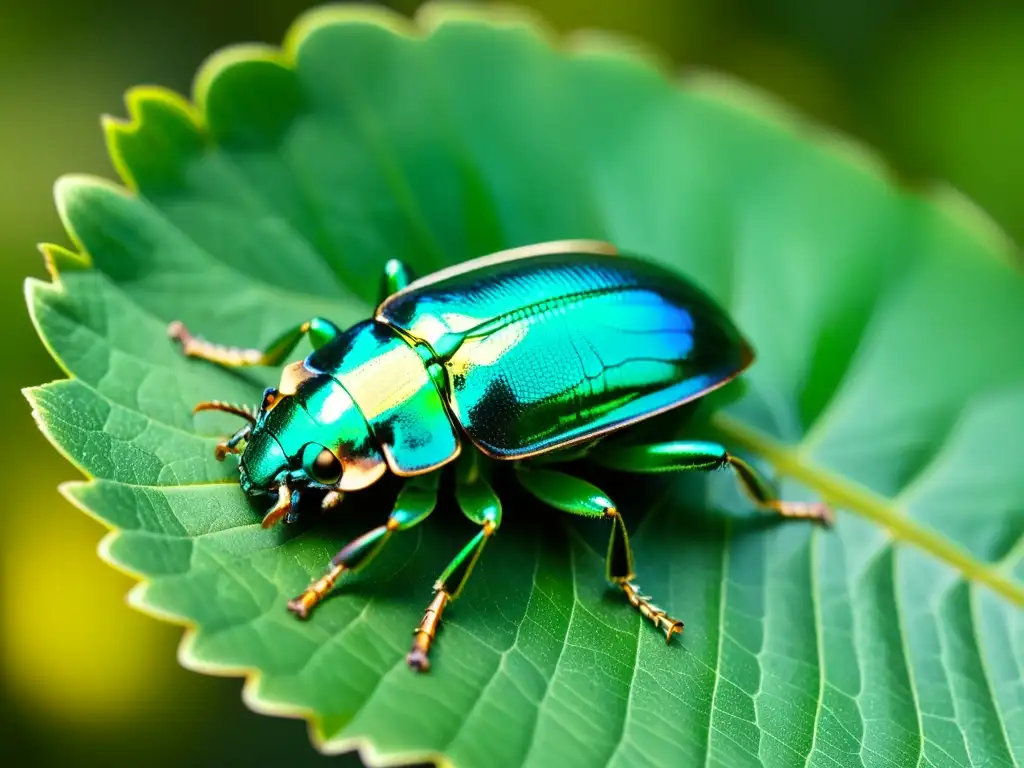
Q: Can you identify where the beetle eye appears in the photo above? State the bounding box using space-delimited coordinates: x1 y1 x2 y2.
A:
261 387 279 412
301 443 342 485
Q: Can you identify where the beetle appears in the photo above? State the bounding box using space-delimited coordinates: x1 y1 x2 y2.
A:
170 239 831 671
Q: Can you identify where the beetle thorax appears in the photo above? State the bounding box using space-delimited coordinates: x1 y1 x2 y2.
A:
246 375 388 495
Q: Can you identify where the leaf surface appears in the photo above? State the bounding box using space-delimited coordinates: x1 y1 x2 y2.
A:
27 5 1024 767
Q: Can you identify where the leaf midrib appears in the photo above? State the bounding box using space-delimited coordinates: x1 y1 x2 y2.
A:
714 413 1024 606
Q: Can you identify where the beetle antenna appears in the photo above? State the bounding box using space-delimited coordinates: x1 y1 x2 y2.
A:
193 400 257 424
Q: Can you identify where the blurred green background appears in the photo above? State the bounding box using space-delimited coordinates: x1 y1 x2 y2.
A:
3 0 1022 764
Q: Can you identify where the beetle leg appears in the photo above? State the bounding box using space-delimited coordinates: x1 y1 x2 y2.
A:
590 440 833 526
287 472 439 619
379 258 414 302
168 316 342 368
406 451 501 672
214 423 251 460
515 466 684 642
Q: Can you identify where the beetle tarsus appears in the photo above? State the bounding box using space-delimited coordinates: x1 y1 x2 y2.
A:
286 596 312 620
620 580 684 642
167 320 190 345
406 641 431 672
213 429 249 461
772 500 834 527
288 563 346 620
406 588 449 672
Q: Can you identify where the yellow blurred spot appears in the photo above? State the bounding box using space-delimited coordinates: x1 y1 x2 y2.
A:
1 485 171 726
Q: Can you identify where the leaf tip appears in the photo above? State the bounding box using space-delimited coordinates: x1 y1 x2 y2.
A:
51 174 129 267
123 84 201 127
417 1 555 40
315 732 452 768
284 3 419 57
175 624 257 679
240 674 315 722
21 384 43 409
23 386 56 446
25 276 80 387
52 173 89 218
125 580 165 618
928 184 1019 267
24 276 48 338
566 28 674 74
53 172 119 224
57 479 89 505
192 43 286 114
100 112 129 132
100 113 134 185
102 86 206 191
95 529 150 582
682 69 805 133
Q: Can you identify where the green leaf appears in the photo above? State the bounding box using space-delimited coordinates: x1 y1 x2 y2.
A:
26 4 1024 766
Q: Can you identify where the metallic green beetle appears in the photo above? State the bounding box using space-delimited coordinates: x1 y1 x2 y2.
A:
171 240 831 671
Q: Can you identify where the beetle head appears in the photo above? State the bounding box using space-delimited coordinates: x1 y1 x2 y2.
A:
223 377 387 527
